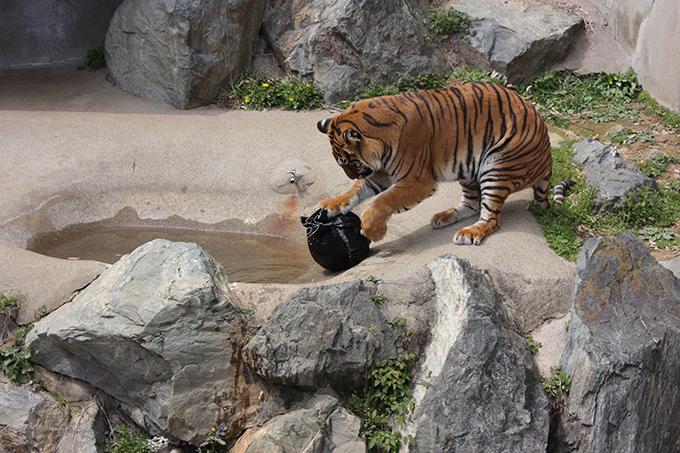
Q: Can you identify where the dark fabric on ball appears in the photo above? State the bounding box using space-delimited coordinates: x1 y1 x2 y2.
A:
300 209 370 271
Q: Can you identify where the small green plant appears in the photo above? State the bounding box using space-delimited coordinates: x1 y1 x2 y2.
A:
224 74 324 110
102 426 152 453
426 7 475 42
564 320 570 330
449 67 505 85
52 390 80 424
77 45 106 71
233 304 255 323
638 225 674 242
637 152 680 178
349 352 417 452
0 345 35 386
608 128 656 146
0 301 44 386
356 73 447 100
595 68 640 102
523 69 641 116
371 295 387 308
524 334 542 355
0 293 19 310
541 365 571 399
583 104 639 123
366 275 382 283
198 428 228 453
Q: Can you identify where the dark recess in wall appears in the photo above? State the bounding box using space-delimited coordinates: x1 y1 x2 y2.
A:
0 0 124 67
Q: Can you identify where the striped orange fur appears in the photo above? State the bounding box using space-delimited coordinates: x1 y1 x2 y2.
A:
316 82 553 245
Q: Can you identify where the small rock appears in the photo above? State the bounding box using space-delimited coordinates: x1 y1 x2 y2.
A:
244 280 399 391
573 138 657 213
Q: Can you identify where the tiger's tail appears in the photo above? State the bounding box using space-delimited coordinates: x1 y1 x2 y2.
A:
553 180 576 206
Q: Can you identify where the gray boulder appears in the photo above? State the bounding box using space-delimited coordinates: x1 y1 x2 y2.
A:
261 0 449 104
0 383 66 453
25 239 260 446
230 394 365 453
455 0 583 86
105 0 265 109
553 234 680 453
244 280 399 392
573 138 658 213
403 254 550 452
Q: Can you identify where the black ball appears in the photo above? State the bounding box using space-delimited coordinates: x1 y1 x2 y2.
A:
300 209 371 271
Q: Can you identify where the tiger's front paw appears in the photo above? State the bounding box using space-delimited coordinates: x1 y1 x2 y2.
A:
316 197 351 217
361 210 387 242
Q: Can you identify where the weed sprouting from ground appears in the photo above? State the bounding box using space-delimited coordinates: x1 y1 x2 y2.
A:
425 7 476 42
216 73 324 111
349 351 417 453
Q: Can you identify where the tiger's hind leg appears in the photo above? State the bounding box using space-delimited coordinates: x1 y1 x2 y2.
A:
431 181 481 229
532 170 552 209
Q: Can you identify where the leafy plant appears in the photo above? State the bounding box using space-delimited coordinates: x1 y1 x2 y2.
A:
638 226 674 242
371 295 387 308
77 45 106 71
449 67 505 85
524 334 542 355
595 68 640 102
583 104 639 123
0 345 35 385
349 352 417 452
608 128 656 146
356 73 447 100
222 74 324 110
198 428 228 453
523 69 641 116
0 293 19 310
426 7 475 42
0 300 44 386
102 426 152 453
366 275 382 283
541 365 571 399
637 152 680 178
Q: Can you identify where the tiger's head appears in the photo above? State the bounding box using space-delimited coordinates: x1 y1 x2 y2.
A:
317 117 381 180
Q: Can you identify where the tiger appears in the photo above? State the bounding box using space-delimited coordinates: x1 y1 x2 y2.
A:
316 82 553 245
552 180 576 206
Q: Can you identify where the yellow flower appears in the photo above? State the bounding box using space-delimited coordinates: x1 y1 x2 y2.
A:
262 83 269 87
245 97 250 103
289 97 295 102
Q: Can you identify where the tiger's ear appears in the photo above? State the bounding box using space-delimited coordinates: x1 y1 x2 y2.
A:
317 118 332 133
343 129 362 146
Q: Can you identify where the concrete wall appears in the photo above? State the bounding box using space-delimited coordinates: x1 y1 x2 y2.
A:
591 0 679 112
0 0 124 67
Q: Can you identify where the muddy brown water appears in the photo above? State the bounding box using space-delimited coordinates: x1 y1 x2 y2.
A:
28 226 316 284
